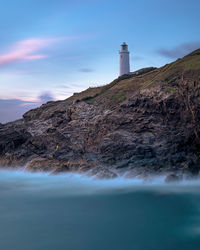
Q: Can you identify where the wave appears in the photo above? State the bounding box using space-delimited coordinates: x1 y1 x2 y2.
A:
1 169 200 196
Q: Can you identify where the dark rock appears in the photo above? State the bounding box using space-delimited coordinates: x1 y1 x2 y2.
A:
0 50 200 178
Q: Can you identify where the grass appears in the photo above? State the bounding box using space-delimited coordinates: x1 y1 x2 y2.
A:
66 49 200 110
166 87 175 92
117 93 126 101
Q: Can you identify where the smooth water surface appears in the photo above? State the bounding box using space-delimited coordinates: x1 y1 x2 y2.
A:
1 170 200 250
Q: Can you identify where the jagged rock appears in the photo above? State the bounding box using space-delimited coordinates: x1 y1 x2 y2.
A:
0 49 200 178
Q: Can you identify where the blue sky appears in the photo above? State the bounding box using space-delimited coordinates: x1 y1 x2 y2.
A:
0 0 200 122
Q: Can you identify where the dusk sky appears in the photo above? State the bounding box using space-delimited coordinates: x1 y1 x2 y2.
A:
0 0 200 123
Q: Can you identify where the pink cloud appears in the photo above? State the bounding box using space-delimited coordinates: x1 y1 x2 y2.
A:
23 55 47 60
0 37 66 66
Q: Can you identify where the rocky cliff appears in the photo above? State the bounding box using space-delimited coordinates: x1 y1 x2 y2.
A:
0 49 200 179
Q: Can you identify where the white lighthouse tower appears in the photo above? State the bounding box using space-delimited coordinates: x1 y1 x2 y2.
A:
119 42 130 76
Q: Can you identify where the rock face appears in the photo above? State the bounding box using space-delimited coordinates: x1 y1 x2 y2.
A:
0 49 200 178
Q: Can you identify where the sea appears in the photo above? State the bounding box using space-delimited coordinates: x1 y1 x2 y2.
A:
0 169 200 250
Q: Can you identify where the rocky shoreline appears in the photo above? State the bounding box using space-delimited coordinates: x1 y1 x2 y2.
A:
0 49 200 180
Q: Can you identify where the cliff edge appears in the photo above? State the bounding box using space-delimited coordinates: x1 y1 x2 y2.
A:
0 49 200 179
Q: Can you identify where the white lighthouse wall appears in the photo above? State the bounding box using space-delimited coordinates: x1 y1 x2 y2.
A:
119 52 130 76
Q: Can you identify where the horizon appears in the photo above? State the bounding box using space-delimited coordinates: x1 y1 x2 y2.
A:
0 0 200 123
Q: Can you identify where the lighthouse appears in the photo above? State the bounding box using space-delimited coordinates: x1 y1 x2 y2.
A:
119 42 130 76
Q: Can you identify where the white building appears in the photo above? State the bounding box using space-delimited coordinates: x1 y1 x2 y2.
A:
119 42 130 76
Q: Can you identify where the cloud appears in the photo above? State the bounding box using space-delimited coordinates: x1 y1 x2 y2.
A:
38 92 54 103
57 83 85 89
0 36 77 67
0 99 38 123
79 68 94 73
57 85 71 89
0 39 49 66
131 55 145 61
157 42 200 59
0 91 55 123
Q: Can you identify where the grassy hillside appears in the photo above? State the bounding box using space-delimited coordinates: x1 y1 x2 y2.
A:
68 49 200 110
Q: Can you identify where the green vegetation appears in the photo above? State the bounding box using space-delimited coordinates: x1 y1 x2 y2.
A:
140 80 156 90
111 93 126 102
81 93 99 102
166 87 175 92
68 49 200 110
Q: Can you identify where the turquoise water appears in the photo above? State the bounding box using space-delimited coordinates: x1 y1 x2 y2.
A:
0 170 200 250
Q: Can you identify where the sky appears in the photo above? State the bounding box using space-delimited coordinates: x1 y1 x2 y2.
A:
0 0 200 123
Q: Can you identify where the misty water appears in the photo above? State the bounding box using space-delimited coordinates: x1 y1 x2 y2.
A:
1 170 200 250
